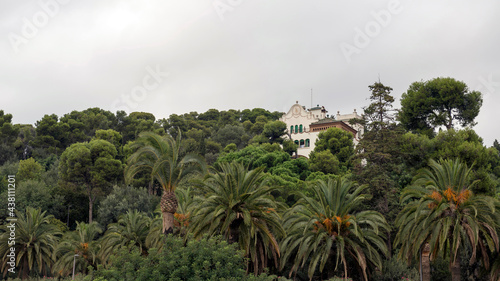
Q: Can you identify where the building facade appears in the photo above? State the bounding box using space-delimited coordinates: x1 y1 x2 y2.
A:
280 102 363 157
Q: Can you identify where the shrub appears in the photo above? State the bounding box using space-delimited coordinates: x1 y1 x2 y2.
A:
94 234 284 281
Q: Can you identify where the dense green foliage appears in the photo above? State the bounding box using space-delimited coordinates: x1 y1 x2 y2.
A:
398 77 483 135
281 178 389 280
0 79 499 280
189 162 285 274
93 235 285 281
395 159 500 280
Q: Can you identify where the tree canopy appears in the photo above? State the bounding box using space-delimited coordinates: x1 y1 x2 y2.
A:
398 77 483 135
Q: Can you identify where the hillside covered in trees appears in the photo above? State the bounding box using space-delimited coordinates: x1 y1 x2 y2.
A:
1 78 500 281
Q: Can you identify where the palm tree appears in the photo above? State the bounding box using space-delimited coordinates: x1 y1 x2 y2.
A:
0 207 61 279
188 161 285 274
99 210 151 263
394 159 500 281
125 131 206 234
53 221 102 276
280 177 389 281
145 186 197 249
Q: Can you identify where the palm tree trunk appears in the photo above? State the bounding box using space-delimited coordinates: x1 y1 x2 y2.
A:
450 252 461 281
162 211 175 234
421 243 431 281
161 190 178 234
228 217 244 244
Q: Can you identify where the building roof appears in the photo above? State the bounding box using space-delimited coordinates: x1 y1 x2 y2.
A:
309 106 322 110
310 118 337 125
309 119 358 135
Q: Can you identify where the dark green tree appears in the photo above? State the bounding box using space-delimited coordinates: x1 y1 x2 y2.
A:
96 185 159 227
310 127 354 170
240 108 281 123
281 178 389 280
282 139 298 156
216 144 291 172
125 132 205 234
0 110 20 164
59 139 123 223
361 81 395 131
100 211 151 262
398 77 483 135
32 114 65 156
212 124 250 149
94 129 122 151
309 150 340 174
13 124 35 160
188 162 285 274
394 159 500 281
351 81 406 223
262 120 287 144
0 207 61 279
119 112 162 142
400 128 500 196
494 139 500 156
93 235 280 281
53 222 102 277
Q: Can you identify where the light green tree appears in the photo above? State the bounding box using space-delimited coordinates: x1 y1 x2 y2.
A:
188 162 285 274
394 159 500 281
125 132 205 234
311 127 355 171
99 210 151 264
0 207 61 279
52 221 102 276
16 157 44 181
281 178 389 280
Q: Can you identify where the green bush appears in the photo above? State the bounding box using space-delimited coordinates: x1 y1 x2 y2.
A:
94 234 285 281
96 185 159 226
373 256 419 281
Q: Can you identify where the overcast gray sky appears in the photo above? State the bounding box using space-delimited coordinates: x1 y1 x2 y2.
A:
1 0 499 145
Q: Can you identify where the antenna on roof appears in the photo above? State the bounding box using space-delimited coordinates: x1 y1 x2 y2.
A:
310 88 313 109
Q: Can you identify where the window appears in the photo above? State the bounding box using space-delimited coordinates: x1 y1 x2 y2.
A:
290 126 294 133
299 124 303 133
305 139 310 147
295 125 298 133
300 139 305 148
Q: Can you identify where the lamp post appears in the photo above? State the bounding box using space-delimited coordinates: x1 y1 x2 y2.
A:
72 254 79 280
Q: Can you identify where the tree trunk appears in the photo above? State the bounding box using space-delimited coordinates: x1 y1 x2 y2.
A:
421 243 431 281
161 190 178 234
450 252 461 281
88 195 94 224
446 109 453 130
162 211 175 234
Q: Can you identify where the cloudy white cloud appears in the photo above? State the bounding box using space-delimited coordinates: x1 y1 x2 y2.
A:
1 0 499 145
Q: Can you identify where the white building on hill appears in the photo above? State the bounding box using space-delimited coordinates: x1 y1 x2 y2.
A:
280 102 364 158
